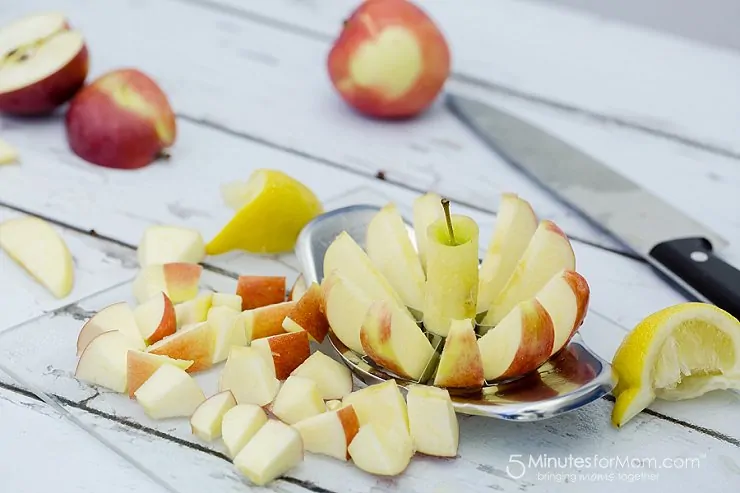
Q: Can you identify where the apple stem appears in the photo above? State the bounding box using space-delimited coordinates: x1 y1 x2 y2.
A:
156 149 171 161
441 198 456 245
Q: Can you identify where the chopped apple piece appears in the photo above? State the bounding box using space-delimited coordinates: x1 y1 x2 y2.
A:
147 321 215 373
174 292 213 328
222 404 268 458
481 220 575 326
348 422 414 476
288 274 307 301
208 306 247 364
412 192 443 271
126 351 193 398
407 384 458 457
290 351 353 400
0 216 74 298
237 275 286 310
242 301 295 342
478 299 555 380
434 319 484 388
0 139 18 165
75 331 141 393
361 299 435 380
134 292 176 345
366 203 425 312
325 400 345 411
271 375 325 424
233 420 303 486
536 270 590 356
282 283 330 343
220 346 280 406
190 390 237 441
321 270 372 354
134 364 205 419
252 331 310 380
342 380 409 431
477 193 538 313
294 404 360 461
211 292 242 311
132 262 202 304
137 225 205 267
76 302 146 356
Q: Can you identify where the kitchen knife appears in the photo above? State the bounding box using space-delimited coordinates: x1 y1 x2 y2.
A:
447 94 740 319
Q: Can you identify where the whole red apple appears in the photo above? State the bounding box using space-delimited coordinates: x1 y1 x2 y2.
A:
327 0 451 119
65 69 177 170
0 13 89 115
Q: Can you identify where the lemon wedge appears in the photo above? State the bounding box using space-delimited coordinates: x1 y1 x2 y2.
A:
611 302 740 427
207 169 323 255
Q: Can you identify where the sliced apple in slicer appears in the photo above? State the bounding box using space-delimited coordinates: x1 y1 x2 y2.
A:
132 262 202 304
77 302 146 355
134 292 176 345
412 192 444 271
233 420 304 486
222 404 268 459
134 364 205 419
282 282 330 343
535 269 590 356
293 404 360 461
434 319 484 388
321 270 373 355
290 351 353 400
75 331 142 393
126 351 193 398
190 390 237 442
147 321 215 373
137 225 206 267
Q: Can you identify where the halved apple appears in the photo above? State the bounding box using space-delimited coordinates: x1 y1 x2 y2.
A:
242 301 295 343
536 270 590 356
434 319 484 388
147 321 215 373
321 269 373 355
134 364 205 419
134 292 176 345
137 225 205 267
190 390 237 441
211 292 242 312
75 331 141 393
76 302 146 356
252 331 310 380
412 192 443 272
233 420 303 486
282 282 330 343
236 275 286 310
406 384 458 457
288 274 307 301
174 292 212 328
348 422 414 476
291 351 353 400
222 404 268 458
293 404 359 461
208 306 246 364
219 346 280 406
132 262 202 304
126 350 193 398
270 375 325 425
342 380 409 431
0 138 18 165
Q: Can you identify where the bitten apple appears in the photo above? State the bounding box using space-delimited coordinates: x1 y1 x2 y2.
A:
133 292 176 345
434 319 484 388
132 262 202 304
236 275 286 310
76 302 146 355
233 420 303 486
190 390 237 441
291 351 353 400
65 69 176 169
282 282 330 343
535 270 590 356
252 331 310 380
406 384 458 457
327 0 450 118
293 404 360 461
147 321 215 373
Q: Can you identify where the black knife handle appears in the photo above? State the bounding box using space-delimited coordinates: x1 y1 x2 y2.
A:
649 237 740 319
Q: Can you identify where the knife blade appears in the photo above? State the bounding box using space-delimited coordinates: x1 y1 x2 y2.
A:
447 93 740 318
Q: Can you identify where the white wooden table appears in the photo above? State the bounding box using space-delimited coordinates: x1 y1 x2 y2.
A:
1 1 739 492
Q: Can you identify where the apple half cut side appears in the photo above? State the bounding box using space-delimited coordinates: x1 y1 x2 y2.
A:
76 302 146 356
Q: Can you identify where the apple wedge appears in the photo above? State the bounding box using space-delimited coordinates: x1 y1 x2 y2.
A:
190 390 237 441
290 351 353 400
134 292 176 345
478 299 555 381
208 306 247 364
412 192 443 271
233 420 303 487
366 203 425 312
0 138 18 165
536 270 590 356
271 375 325 424
147 321 215 373
134 364 205 419
242 301 295 343
288 274 307 301
342 380 409 431
293 404 360 461
237 275 286 310
126 351 193 398
137 225 205 267
481 220 575 326
220 347 280 406
434 319 484 388
75 331 141 393
252 331 310 380
321 270 372 355
222 404 268 458
174 292 213 328
282 282 330 343
76 302 146 355
348 422 414 476
407 384 458 457
477 193 538 313
0 216 74 298
360 299 436 381
133 262 202 304
212 292 242 312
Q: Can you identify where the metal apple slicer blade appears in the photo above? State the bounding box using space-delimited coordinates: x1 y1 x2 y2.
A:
295 204 617 421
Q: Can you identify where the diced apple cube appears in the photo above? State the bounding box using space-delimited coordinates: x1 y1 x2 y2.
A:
233 420 303 486
290 351 353 400
407 384 459 457
222 404 268 458
190 390 237 441
271 376 325 425
293 404 359 461
220 346 280 406
134 364 205 419
212 292 242 311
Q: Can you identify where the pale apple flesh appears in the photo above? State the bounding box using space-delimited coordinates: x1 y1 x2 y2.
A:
174 292 212 328
134 364 205 419
434 319 484 388
0 138 19 164
208 305 247 364
270 375 326 425
190 390 237 442
237 275 286 310
282 282 330 343
348 422 414 476
406 384 459 457
211 292 242 311
219 346 280 406
288 274 308 301
290 351 353 400
233 420 303 487
535 269 590 356
147 321 215 373
342 380 409 431
222 404 268 459
126 350 193 398
242 301 295 343
137 225 205 266
293 404 360 461
321 269 372 355
251 331 310 380
412 192 443 272
132 262 202 304
76 302 146 356
133 292 176 345
75 331 141 393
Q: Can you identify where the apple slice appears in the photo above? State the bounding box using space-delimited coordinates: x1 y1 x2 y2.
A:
174 292 213 328
76 302 146 355
536 270 590 356
242 301 295 343
325 400 345 411
220 346 280 406
252 331 310 380
132 262 202 304
481 220 575 326
288 274 307 301
137 225 205 267
293 404 360 461
0 13 88 115
0 216 74 298
75 331 141 393
233 420 303 486
133 292 176 345
190 390 237 441
222 404 268 458
237 275 286 310
321 270 372 355
477 193 538 313
271 375 325 424
360 299 435 380
342 380 409 431
212 292 242 312
366 203 425 312
282 282 330 343
147 321 215 373
134 364 205 419
434 319 484 388
126 351 193 398
208 305 247 364
478 299 555 381
407 384 458 457
0 138 18 165
348 422 414 476
290 351 353 400
412 192 444 271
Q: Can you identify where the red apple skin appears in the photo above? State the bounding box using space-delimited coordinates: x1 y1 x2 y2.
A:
327 0 451 119
562 270 590 344
65 69 176 169
501 299 555 380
